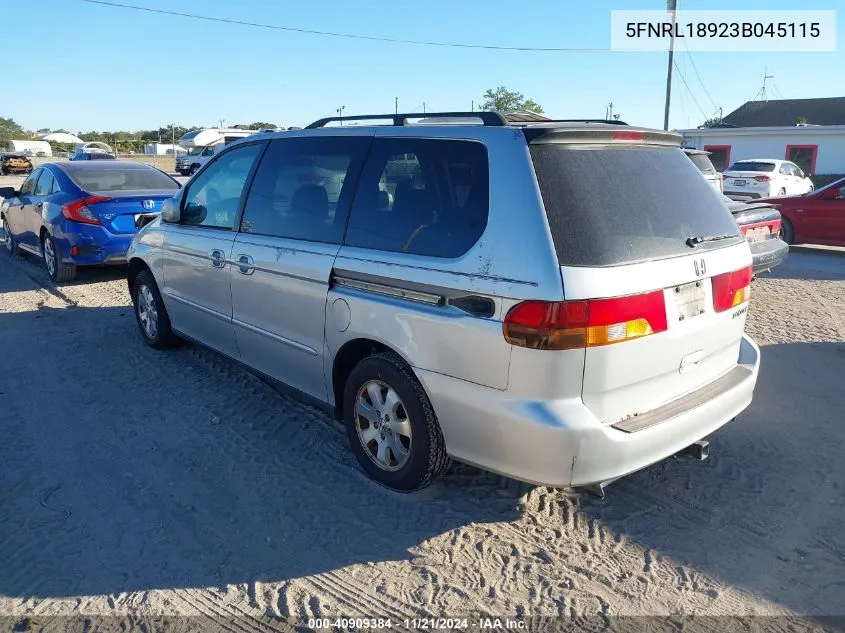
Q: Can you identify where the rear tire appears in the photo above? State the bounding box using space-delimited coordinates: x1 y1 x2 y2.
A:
343 352 450 492
189 164 200 175
42 233 76 282
778 188 786 196
780 217 795 245
132 269 180 349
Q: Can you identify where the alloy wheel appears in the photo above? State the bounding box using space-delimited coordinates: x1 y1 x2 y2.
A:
354 380 413 472
136 284 159 340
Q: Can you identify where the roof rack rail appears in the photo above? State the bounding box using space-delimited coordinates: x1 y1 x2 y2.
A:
305 111 508 129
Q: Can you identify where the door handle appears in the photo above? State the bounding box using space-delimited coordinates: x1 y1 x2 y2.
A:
448 295 496 318
35 201 44 209
209 249 226 268
235 254 255 275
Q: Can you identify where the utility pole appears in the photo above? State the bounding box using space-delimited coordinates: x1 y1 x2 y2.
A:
337 106 346 125
395 97 398 114
471 100 474 112
218 118 226 129
423 102 426 114
606 102 614 121
663 0 678 131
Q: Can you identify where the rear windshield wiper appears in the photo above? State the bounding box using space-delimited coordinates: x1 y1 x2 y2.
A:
686 233 736 247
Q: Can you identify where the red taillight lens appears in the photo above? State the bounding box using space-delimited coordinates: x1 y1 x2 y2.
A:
612 131 645 141
62 196 110 225
503 290 668 351
753 175 771 182
712 266 752 312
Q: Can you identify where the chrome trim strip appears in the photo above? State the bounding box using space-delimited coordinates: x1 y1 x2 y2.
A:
612 365 753 433
333 275 443 306
335 255 538 287
232 318 318 356
165 292 232 323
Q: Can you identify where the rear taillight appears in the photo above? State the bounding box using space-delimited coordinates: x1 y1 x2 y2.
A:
503 290 668 351
712 266 752 312
62 196 111 225
753 175 771 182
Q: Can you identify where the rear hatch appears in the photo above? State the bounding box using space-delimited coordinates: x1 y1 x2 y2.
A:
85 190 175 234
528 129 752 423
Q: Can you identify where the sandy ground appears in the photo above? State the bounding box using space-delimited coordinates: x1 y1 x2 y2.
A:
1 182 844 631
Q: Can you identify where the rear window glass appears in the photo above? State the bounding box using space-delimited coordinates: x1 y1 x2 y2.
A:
687 153 716 174
530 145 743 267
69 167 179 192
727 162 775 172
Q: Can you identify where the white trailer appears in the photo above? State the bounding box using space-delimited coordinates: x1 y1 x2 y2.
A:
175 128 257 176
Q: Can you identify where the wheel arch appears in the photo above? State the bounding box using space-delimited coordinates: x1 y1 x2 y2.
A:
127 257 151 291
330 337 417 420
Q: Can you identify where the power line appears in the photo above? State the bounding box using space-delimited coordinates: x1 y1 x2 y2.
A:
672 59 708 120
680 38 718 112
80 0 608 52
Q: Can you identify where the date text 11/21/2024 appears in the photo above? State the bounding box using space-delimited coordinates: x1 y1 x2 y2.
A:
308 617 528 630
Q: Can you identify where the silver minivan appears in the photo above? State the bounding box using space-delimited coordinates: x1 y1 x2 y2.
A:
126 112 760 493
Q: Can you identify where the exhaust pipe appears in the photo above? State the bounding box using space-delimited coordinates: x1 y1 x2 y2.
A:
678 439 709 460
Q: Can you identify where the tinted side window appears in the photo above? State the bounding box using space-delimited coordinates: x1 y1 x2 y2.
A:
345 138 489 258
20 169 41 195
240 136 370 243
181 143 264 229
34 170 55 196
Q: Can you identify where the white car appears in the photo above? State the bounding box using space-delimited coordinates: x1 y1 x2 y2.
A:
723 159 814 201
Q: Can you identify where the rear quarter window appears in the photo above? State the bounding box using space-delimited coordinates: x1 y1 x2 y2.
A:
530 145 743 267
687 153 716 174
345 138 489 258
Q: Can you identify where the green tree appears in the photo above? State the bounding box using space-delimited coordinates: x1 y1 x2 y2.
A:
0 116 25 144
248 121 278 130
699 116 722 128
481 86 544 113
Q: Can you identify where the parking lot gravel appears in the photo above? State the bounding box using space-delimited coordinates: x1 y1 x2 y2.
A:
1 177 844 630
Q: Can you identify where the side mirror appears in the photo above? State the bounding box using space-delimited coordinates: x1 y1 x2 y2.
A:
0 187 18 199
160 197 181 223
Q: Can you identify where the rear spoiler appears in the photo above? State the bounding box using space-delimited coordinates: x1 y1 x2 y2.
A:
525 127 681 147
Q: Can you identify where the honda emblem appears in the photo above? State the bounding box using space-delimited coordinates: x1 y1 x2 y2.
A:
694 258 706 277
141 200 156 210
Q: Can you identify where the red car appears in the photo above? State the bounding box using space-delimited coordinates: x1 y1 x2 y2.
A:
759 178 845 247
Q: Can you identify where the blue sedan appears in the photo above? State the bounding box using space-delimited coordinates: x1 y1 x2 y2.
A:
0 162 180 281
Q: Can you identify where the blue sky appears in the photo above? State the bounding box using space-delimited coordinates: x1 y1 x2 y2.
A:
5 0 841 132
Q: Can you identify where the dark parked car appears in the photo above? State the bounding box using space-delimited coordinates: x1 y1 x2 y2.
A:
721 194 788 274
0 153 34 175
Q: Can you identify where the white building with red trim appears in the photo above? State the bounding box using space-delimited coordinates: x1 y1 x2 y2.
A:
678 97 845 177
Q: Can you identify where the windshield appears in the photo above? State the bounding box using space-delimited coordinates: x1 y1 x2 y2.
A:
69 167 179 192
530 145 743 267
727 162 776 172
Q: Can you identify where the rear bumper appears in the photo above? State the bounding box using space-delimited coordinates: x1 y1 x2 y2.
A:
725 191 763 201
53 226 133 265
750 238 789 274
416 334 760 488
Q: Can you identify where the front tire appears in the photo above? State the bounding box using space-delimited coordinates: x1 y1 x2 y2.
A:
343 352 450 492
132 269 180 349
2 216 20 256
42 233 76 282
